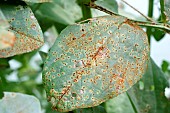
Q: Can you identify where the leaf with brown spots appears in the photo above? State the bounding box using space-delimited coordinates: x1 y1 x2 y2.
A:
0 29 15 49
0 4 44 58
43 15 150 112
0 9 15 49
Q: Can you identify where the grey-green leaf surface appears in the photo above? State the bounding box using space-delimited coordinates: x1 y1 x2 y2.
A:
127 58 170 113
95 0 118 13
22 0 52 3
105 93 135 113
0 4 44 58
0 92 41 113
43 15 149 112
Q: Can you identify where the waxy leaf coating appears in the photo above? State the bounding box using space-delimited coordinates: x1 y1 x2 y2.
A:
43 15 150 112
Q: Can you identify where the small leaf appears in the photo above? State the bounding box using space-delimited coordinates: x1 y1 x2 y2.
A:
0 92 41 113
43 15 150 112
152 28 165 41
0 4 44 58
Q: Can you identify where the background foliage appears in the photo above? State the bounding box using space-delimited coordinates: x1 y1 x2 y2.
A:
0 0 170 113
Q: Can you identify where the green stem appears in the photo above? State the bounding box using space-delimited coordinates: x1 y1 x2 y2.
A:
77 0 92 20
146 0 154 44
160 0 166 23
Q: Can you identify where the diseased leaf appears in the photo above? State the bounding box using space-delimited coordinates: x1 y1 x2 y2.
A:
127 58 170 113
0 92 41 113
22 0 52 3
0 9 15 49
42 15 149 112
0 4 44 58
0 29 15 50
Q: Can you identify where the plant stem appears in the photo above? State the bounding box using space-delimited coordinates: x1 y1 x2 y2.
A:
77 0 92 20
160 0 167 23
146 0 154 44
87 2 170 32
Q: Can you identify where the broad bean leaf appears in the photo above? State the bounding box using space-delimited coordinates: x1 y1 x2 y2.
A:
37 0 81 25
0 4 44 58
0 9 15 49
0 29 15 50
0 92 41 113
95 0 118 13
43 15 150 112
127 58 170 113
105 93 135 113
22 0 52 3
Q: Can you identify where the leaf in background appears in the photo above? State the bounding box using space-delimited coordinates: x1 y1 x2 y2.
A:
22 0 52 3
74 106 106 113
43 15 149 112
37 1 81 25
0 4 44 58
95 0 118 13
105 93 135 113
0 92 41 113
127 58 170 113
0 9 15 49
